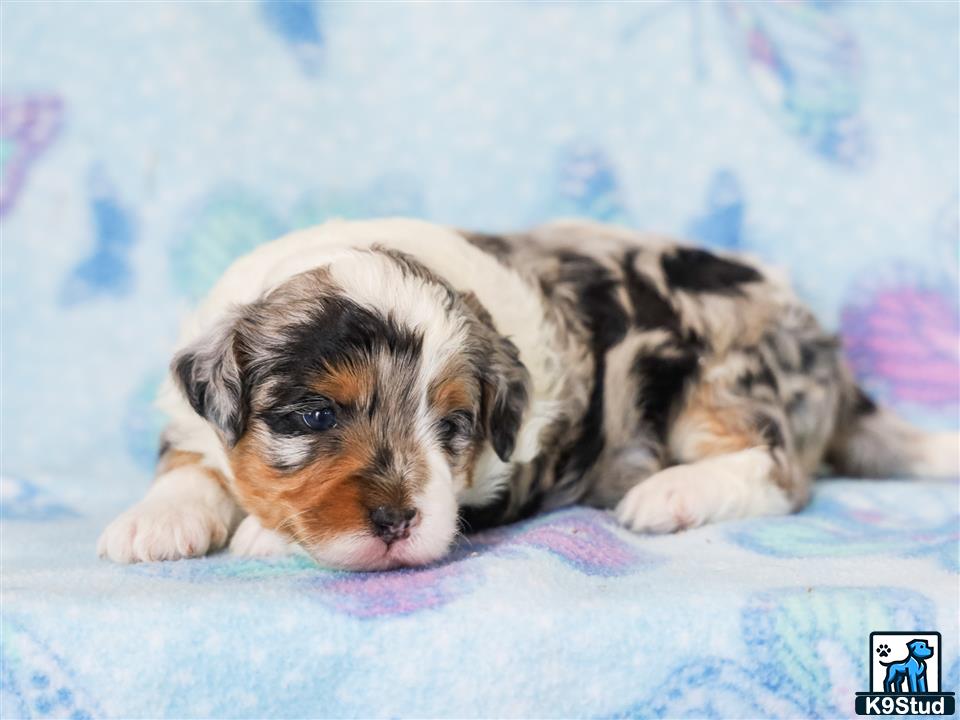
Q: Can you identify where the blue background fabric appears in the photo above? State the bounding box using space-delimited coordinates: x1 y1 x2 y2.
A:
1 2 958 718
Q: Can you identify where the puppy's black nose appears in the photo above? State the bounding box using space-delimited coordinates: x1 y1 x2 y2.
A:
369 506 417 543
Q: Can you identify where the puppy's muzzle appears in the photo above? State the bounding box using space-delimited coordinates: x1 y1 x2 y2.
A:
369 506 418 544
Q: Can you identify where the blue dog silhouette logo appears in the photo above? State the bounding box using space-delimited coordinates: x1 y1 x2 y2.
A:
880 638 934 693
855 632 955 715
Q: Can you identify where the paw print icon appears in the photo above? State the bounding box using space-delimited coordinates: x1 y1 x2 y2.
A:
876 643 891 658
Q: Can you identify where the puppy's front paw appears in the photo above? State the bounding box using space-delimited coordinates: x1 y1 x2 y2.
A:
229 515 294 558
97 500 230 563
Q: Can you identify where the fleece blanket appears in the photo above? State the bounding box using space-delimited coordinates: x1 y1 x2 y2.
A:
3 480 958 719
2 1 958 718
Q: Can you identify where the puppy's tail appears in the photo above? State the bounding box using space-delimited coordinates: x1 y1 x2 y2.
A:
826 384 959 479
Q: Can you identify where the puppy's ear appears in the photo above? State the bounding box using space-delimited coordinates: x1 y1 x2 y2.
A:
171 309 253 446
482 337 530 462
462 292 531 462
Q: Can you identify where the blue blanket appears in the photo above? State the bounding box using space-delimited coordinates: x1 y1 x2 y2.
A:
2 1 958 717
3 480 958 718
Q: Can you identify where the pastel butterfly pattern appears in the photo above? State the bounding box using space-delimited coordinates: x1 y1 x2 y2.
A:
463 507 653 578
740 588 936 716
1 618 101 720
687 168 746 251
306 562 476 619
837 196 960 413
842 278 959 410
608 587 935 719
309 509 653 618
622 2 869 168
728 484 959 571
60 168 137 306
129 509 652 619
304 509 652 618
719 1 869 168
259 0 324 75
548 142 632 225
169 189 284 302
0 95 63 217
607 658 808 719
129 551 474 620
170 175 423 301
719 1 871 168
0 476 76 521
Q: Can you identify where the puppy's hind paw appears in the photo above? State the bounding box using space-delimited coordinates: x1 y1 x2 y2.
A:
229 515 295 558
615 468 705 534
614 448 791 534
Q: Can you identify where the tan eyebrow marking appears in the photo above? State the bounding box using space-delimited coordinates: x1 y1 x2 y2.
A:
311 361 375 407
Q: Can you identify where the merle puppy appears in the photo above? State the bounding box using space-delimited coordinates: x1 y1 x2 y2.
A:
99 219 958 569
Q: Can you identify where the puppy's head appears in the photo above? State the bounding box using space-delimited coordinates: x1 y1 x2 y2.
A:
172 247 529 570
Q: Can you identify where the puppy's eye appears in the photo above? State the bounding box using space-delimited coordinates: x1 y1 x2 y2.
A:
301 407 337 432
437 412 473 444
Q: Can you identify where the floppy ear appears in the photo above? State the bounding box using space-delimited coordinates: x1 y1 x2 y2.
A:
461 292 531 462
482 338 530 462
171 310 251 446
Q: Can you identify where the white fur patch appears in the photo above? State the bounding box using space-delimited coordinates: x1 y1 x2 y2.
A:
913 431 960 477
615 447 792 533
303 533 394 571
97 466 241 562
229 515 297 558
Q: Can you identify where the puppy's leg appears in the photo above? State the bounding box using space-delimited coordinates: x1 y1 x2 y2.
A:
615 382 807 533
582 443 663 510
98 448 242 562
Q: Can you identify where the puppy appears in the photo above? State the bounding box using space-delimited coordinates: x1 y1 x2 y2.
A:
98 218 959 570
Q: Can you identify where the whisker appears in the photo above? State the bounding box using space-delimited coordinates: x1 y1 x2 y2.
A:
276 508 315 534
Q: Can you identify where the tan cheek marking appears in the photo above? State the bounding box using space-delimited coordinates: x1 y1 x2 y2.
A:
229 431 375 544
228 441 292 531
311 362 375 407
294 470 367 544
286 432 374 542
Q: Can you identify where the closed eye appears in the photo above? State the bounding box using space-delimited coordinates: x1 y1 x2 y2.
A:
437 411 474 447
